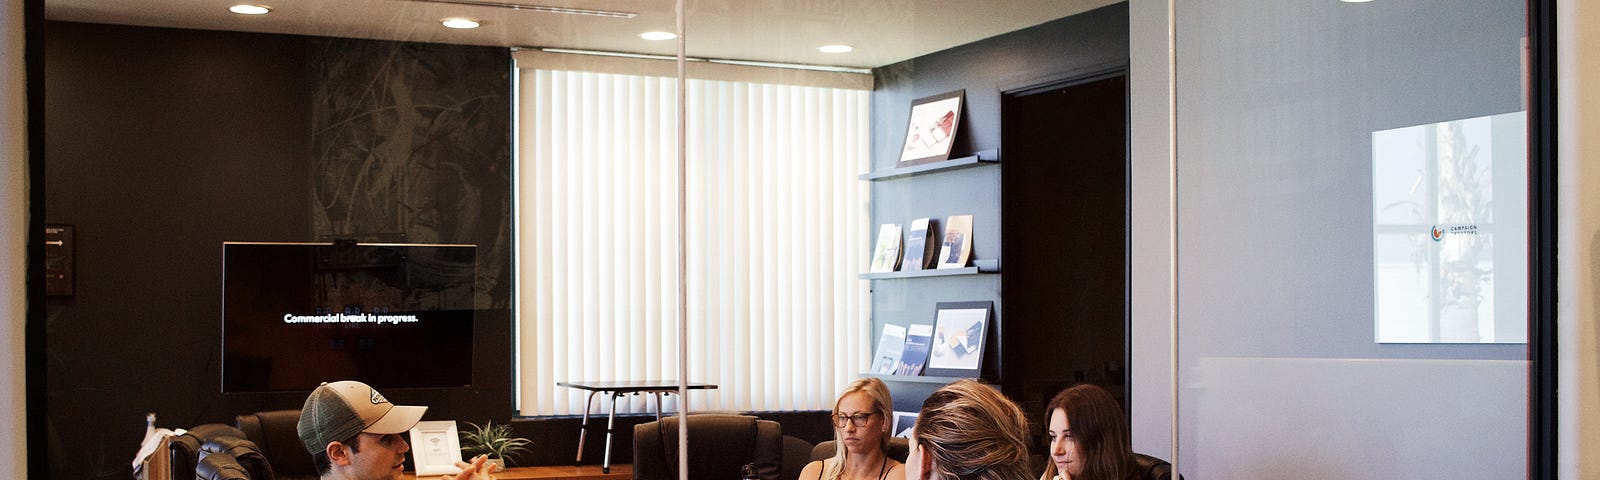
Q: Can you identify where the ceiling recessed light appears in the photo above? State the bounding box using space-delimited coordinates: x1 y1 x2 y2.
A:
228 4 271 15
441 17 481 29
639 31 678 41
818 44 854 54
405 0 637 18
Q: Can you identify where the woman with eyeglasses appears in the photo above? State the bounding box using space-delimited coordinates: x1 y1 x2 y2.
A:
904 379 1032 480
799 377 906 480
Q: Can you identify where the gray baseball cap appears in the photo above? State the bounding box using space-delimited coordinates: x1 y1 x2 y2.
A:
297 380 427 454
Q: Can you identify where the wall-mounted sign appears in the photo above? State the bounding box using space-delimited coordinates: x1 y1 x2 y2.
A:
1372 112 1527 343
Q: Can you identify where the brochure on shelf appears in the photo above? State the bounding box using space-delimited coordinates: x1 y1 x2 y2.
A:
903 217 938 271
937 214 973 269
869 223 904 273
896 323 934 375
870 324 908 375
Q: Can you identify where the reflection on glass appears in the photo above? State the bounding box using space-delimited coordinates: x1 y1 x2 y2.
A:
1372 111 1526 343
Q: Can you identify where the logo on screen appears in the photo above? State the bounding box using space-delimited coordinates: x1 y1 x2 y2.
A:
1430 225 1445 242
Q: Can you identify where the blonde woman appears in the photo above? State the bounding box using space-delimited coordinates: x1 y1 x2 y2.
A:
799 378 906 480
904 379 1032 480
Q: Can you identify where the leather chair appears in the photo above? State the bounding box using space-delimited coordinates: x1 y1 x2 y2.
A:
633 414 783 480
203 435 276 480
189 423 249 442
780 435 813 480
167 433 202 480
1132 452 1179 480
168 422 274 480
237 409 315 478
166 425 249 480
197 452 252 480
808 437 910 464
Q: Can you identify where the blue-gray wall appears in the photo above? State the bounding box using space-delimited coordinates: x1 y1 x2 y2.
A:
1130 0 1527 477
866 3 1129 419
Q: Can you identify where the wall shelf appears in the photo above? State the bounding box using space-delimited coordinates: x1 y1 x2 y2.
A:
859 266 989 280
858 150 999 181
861 373 975 385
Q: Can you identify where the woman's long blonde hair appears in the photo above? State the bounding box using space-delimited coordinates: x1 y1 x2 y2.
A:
913 379 1033 480
823 377 896 479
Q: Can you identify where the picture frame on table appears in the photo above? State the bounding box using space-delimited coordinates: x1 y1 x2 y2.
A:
896 90 966 167
924 301 993 378
409 420 464 476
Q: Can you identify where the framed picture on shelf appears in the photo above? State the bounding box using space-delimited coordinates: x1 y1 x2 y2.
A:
897 90 965 167
408 420 464 476
892 411 918 438
924 301 992 378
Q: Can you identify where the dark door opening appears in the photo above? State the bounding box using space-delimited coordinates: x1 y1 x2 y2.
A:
999 72 1130 426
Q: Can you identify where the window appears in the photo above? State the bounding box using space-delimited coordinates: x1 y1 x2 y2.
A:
513 51 873 415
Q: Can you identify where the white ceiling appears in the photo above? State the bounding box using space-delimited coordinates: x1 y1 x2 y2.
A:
43 0 1119 68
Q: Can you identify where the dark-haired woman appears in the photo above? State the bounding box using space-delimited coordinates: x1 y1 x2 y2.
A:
1039 384 1134 480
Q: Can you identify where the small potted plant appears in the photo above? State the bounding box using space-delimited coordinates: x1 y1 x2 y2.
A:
459 421 533 469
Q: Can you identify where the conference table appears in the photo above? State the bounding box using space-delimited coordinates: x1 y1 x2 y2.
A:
403 464 631 480
556 380 718 474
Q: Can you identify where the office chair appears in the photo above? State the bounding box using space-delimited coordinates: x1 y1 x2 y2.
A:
632 414 783 480
237 409 315 479
1133 452 1179 480
197 452 252 480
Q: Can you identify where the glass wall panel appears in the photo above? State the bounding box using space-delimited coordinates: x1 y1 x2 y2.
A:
1173 0 1528 478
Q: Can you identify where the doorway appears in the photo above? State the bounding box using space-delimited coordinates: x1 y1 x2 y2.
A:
999 72 1130 424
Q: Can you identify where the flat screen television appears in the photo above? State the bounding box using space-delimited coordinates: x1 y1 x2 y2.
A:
222 242 475 393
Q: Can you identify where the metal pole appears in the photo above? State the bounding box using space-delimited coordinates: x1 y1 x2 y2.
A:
674 0 690 478
1166 0 1181 477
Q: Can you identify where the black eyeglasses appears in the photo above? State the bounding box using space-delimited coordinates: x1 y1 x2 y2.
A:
832 412 876 428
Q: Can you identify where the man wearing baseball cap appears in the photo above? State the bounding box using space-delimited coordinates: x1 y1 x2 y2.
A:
299 380 498 480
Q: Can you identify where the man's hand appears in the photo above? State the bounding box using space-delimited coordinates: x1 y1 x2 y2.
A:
441 454 498 480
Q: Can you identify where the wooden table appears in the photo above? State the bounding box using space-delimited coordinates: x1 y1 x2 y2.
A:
403 464 632 479
556 380 718 473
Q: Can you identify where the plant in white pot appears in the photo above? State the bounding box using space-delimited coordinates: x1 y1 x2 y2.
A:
459 421 532 469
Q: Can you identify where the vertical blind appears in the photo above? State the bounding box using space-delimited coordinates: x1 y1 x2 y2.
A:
516 58 872 416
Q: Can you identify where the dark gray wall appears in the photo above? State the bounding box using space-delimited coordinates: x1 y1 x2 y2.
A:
43 21 512 479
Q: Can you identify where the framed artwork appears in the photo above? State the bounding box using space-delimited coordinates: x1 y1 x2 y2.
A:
409 420 464 476
891 411 918 438
897 90 966 167
45 224 74 297
924 301 992 378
